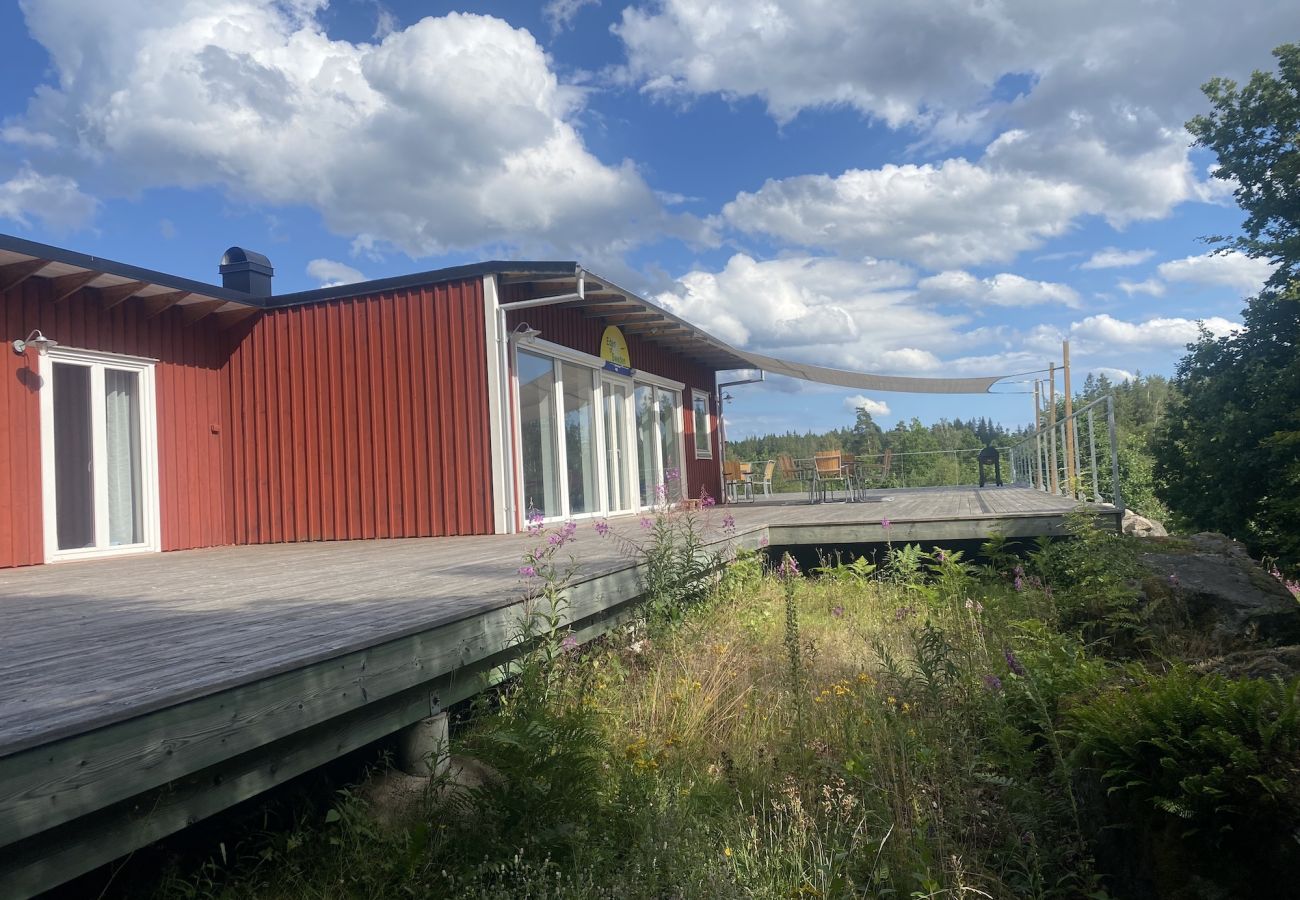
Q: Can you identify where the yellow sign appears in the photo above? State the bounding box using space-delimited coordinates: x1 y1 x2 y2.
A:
599 325 632 373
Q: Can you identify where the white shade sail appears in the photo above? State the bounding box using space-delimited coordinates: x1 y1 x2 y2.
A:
737 350 1010 394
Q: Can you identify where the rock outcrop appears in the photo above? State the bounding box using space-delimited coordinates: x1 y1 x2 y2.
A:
1139 532 1300 652
1123 510 1168 538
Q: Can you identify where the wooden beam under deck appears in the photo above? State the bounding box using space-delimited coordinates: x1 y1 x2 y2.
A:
0 487 1118 898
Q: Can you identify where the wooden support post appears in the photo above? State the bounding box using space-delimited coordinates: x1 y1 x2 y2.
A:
396 710 449 777
1048 364 1059 494
1033 380 1042 489
1062 340 1076 497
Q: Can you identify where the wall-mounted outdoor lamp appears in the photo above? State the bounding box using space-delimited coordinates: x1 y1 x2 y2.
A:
512 322 542 344
11 330 58 356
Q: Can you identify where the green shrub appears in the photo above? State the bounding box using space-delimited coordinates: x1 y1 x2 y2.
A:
1069 668 1300 889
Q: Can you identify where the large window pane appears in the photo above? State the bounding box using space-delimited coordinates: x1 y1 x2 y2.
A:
53 363 94 551
692 391 711 458
517 351 560 519
561 362 598 515
635 384 656 507
104 369 143 545
603 381 631 512
657 388 682 502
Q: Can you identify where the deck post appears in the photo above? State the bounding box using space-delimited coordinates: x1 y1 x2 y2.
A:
1048 364 1058 494
1087 408 1100 502
397 710 450 778
1062 341 1076 497
1106 395 1124 518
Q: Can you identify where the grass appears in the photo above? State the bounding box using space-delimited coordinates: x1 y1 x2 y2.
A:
144 514 1300 900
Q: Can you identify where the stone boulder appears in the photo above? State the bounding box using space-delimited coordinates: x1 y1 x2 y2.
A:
1139 532 1300 651
1123 510 1168 538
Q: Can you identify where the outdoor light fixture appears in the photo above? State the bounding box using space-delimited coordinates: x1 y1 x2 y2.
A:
11 330 58 356
512 322 542 344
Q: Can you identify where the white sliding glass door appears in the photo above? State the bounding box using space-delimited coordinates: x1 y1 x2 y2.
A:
601 377 634 514
41 348 159 561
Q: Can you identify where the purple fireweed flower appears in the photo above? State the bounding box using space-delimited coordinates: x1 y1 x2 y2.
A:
778 554 800 577
1004 648 1026 678
701 492 716 508
665 467 680 484
1013 564 1024 592
655 483 668 500
894 605 916 622
964 598 984 614
936 548 947 562
831 605 844 619
880 517 891 530
594 519 610 537
759 536 770 547
640 516 654 530
722 514 735 532
560 634 579 653
518 564 537 578
983 674 1003 693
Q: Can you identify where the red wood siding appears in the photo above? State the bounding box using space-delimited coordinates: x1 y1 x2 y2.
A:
505 303 723 502
224 278 493 543
1 280 232 568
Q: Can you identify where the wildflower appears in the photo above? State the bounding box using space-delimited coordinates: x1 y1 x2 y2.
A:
759 536 770 547
723 847 733 859
893 605 915 622
655 482 668 500
936 548 947 562
722 514 735 532
701 491 716 508
526 510 545 532
983 673 1003 693
640 516 654 530
665 466 680 484
517 564 537 578
1013 564 1024 592
1004 648 1026 677
778 554 800 577
880 517 891 530
594 519 610 537
831 605 844 619
560 634 579 653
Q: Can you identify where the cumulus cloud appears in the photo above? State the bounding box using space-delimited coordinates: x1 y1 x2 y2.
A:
917 270 1080 308
0 163 98 231
620 0 1298 262
1070 313 1239 351
1081 247 1155 270
1157 251 1276 295
8 1 689 260
1118 278 1165 297
843 394 890 417
306 258 365 286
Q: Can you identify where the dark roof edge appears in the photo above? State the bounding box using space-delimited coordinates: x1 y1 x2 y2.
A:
267 260 578 308
0 233 260 305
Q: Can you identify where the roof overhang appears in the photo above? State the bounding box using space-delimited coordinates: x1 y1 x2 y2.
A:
0 234 261 329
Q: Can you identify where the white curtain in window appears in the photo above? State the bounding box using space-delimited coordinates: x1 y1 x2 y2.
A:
104 369 143 546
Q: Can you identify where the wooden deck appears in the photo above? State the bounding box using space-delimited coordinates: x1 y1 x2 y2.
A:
0 484 1112 897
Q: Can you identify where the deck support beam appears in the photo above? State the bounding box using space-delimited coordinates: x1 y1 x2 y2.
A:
396 710 449 777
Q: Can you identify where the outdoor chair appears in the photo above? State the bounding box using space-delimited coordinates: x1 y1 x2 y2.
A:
778 453 816 502
857 448 892 492
723 460 754 503
757 459 776 496
813 450 851 502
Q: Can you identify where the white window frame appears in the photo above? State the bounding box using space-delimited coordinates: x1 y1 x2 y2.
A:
633 382 687 510
690 389 712 459
39 346 162 563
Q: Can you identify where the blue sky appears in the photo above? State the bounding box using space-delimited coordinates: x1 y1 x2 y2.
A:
1 0 1293 437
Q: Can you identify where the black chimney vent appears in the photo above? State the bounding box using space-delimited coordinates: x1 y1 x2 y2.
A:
219 247 273 296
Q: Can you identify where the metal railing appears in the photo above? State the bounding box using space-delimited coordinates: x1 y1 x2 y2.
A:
1008 395 1123 515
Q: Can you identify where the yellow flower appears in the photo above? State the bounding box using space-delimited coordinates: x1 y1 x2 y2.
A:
724 847 733 858
887 696 897 706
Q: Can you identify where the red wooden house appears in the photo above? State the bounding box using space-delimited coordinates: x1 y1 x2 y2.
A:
1 235 744 569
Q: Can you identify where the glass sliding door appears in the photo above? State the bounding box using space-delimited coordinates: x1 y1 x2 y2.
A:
601 377 634 514
52 362 95 551
635 384 657 507
517 350 561 520
561 362 598 515
657 388 683 503
42 349 158 561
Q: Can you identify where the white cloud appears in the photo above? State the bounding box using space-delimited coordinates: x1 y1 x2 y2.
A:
917 270 1080 308
843 394 890 417
8 1 689 260
1091 367 1136 383
0 163 98 231
723 159 1083 268
620 0 1298 258
544 0 599 34
1081 247 1155 270
306 258 365 287
1118 278 1165 297
1156 251 1275 295
1070 313 1239 351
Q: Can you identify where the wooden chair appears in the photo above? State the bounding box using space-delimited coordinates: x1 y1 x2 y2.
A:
858 449 893 491
778 454 815 502
757 459 776 496
813 450 849 502
722 460 753 502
